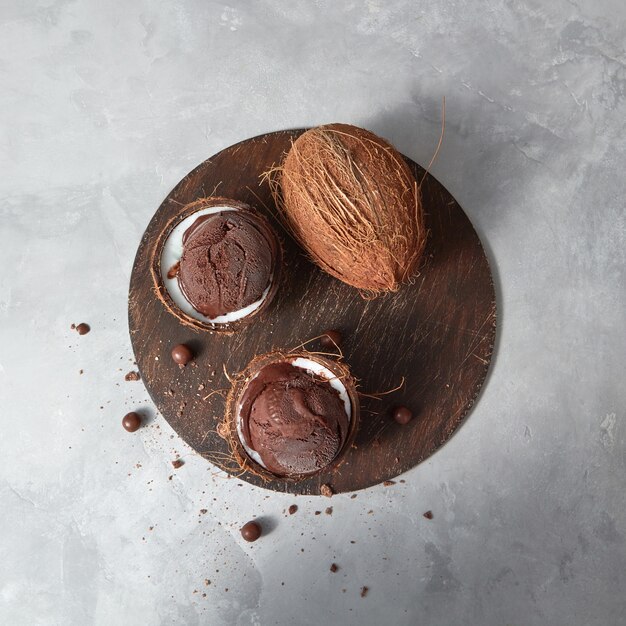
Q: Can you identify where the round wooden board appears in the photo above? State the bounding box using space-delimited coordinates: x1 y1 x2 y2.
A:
129 130 496 495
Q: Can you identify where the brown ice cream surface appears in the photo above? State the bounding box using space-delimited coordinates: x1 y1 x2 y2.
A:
177 210 276 318
239 361 350 477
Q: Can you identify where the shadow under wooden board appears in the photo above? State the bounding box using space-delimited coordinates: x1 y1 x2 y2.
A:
129 129 496 495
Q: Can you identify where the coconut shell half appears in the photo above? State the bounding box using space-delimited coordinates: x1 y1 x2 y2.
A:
222 350 360 482
151 197 283 333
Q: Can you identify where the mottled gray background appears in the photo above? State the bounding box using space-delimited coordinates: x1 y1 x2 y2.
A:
1 1 625 625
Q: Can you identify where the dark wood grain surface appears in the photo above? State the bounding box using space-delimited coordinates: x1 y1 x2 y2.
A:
128 130 496 495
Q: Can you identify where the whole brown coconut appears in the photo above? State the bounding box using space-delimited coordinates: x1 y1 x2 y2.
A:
277 124 426 295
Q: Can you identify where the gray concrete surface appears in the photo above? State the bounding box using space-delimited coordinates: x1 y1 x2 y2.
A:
1 1 625 624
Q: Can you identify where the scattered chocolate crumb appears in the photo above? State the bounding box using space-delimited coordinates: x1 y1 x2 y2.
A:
204 579 211 586
350 494 357 499
423 510 433 520
125 371 140 381
383 480 396 486
200 509 207 515
74 323 90 335
168 475 173 481
360 586 369 598
314 511 321 516
325 507 333 516
320 484 334 498
79 369 83 375
172 459 184 469
71 323 75 329
167 261 180 279
288 504 298 515
330 563 338 573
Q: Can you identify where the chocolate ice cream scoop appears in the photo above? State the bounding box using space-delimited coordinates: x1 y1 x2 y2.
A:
178 210 277 319
238 359 351 477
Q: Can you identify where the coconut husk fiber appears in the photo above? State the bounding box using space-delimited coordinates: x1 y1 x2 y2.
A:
274 124 427 295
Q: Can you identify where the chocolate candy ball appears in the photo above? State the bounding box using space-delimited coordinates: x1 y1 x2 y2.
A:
122 412 142 432
240 521 262 542
320 329 342 349
393 405 413 425
171 343 193 365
